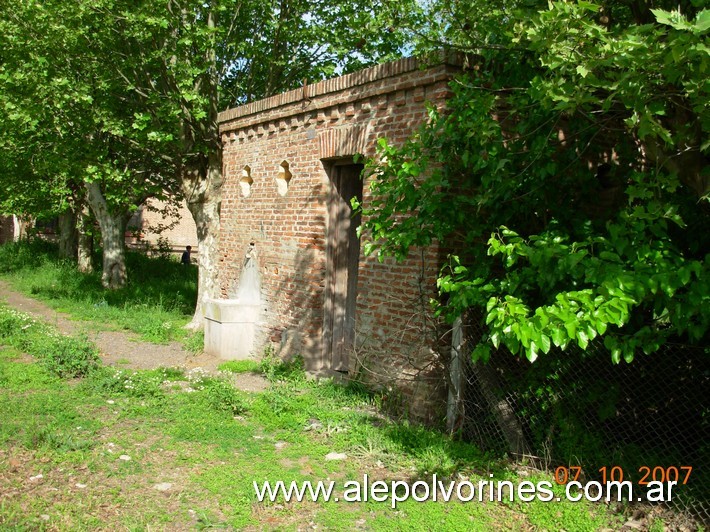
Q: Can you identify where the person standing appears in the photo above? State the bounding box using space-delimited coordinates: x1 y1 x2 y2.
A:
181 245 192 265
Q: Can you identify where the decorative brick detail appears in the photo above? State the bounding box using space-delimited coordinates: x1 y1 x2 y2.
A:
318 125 372 159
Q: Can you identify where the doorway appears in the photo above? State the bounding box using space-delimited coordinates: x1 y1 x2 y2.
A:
323 161 363 372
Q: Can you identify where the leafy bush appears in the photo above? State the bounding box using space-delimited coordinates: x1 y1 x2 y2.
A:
360 4 710 363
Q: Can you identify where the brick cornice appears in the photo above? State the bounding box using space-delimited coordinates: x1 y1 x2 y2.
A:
218 52 463 133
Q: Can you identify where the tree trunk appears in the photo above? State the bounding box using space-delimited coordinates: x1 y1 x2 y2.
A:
180 12 222 330
58 210 78 261
86 181 128 289
13 215 33 240
183 154 222 330
77 202 94 273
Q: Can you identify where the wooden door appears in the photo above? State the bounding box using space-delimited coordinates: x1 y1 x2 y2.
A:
323 163 363 372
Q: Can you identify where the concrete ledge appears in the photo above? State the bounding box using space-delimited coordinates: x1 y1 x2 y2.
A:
204 299 261 323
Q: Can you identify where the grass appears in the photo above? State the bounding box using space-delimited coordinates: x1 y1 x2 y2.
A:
0 239 199 346
1 241 685 529
218 359 262 374
0 303 629 530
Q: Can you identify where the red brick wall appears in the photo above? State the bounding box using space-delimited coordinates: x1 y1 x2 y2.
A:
219 56 460 422
126 198 197 256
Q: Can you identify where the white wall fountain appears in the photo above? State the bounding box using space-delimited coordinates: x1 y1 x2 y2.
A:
204 243 262 360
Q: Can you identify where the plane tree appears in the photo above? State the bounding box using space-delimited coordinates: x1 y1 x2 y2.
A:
0 0 175 284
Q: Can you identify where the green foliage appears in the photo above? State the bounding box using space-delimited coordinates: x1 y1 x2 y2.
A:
33 334 100 379
0 238 58 273
0 0 420 297
361 1 710 363
182 330 205 354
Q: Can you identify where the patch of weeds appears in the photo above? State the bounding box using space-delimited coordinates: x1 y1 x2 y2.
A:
218 359 261 374
311 377 377 405
182 330 204 353
82 366 164 398
195 510 231 531
647 517 667 532
183 368 247 415
0 305 37 340
24 424 95 452
201 378 247 415
518 473 622 531
0 238 58 273
260 350 305 382
185 366 212 389
0 347 60 391
35 333 100 378
349 435 396 466
0 381 102 453
0 305 99 378
132 311 180 344
159 366 186 380
382 421 491 477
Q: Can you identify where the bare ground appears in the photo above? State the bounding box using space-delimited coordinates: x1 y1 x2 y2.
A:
0 280 269 392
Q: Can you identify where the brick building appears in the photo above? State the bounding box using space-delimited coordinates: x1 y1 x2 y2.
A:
126 198 197 256
217 55 461 421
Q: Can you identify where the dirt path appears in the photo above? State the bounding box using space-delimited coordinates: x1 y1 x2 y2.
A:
0 280 269 392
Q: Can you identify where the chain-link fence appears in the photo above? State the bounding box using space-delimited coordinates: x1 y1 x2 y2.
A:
446 315 709 524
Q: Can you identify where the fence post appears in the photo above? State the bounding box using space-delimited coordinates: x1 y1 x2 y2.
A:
446 316 464 434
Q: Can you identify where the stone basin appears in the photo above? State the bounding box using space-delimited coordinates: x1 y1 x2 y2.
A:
204 298 261 360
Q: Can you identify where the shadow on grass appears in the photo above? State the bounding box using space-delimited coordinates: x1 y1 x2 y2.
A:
0 239 198 342
0 239 197 310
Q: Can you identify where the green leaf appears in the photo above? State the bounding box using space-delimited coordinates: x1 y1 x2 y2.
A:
551 326 565 347
486 297 497 313
693 9 710 34
564 320 577 339
576 65 589 78
611 348 621 364
527 341 539 362
490 331 501 349
623 347 635 363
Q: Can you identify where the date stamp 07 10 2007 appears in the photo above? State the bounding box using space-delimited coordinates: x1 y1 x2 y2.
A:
554 465 693 487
